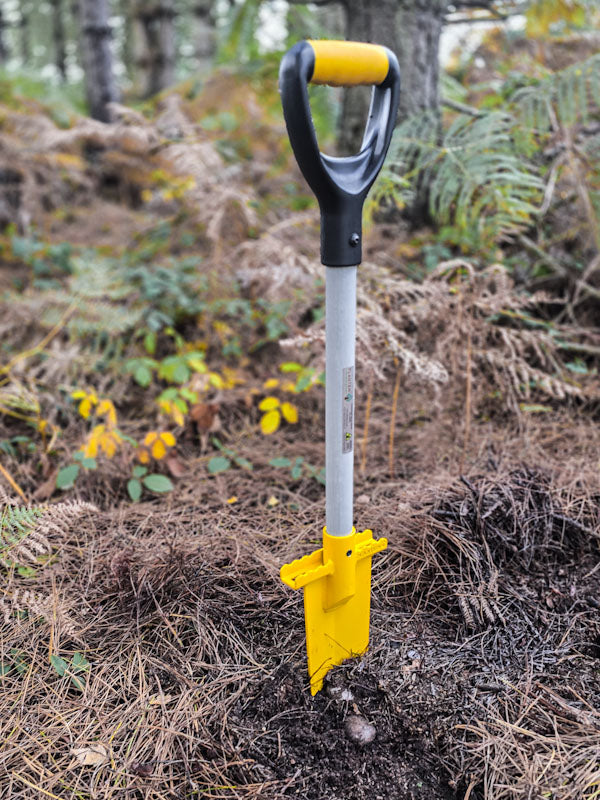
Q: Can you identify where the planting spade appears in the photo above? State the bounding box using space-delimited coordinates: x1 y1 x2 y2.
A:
278 40 400 694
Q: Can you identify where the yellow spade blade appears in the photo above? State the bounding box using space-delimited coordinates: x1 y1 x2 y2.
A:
280 528 387 695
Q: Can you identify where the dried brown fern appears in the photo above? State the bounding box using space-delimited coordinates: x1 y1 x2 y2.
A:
0 497 98 570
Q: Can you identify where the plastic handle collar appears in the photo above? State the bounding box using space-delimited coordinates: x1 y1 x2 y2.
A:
279 40 400 267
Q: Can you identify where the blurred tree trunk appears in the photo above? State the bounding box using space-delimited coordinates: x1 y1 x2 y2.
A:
20 2 32 65
120 0 135 79
79 0 120 122
337 0 399 155
395 0 447 226
315 2 345 37
0 7 8 64
134 1 177 97
50 0 67 80
396 0 447 120
193 1 216 74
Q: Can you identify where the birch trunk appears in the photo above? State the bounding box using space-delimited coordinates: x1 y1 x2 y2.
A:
79 0 119 122
50 0 67 80
193 0 216 74
134 1 177 97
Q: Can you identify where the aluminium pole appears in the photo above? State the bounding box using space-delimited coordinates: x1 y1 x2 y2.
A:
325 265 357 537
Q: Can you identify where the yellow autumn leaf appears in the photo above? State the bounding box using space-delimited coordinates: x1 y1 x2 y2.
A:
222 367 244 388
78 397 94 419
96 399 117 426
144 431 159 447
209 372 224 389
227 496 238 504
99 430 120 458
187 357 207 373
71 390 87 399
263 378 279 389
151 438 167 460
260 409 281 435
267 495 279 507
161 432 176 447
280 402 298 424
83 424 105 458
281 381 297 393
259 396 280 412
158 400 185 427
138 448 150 464
83 438 98 458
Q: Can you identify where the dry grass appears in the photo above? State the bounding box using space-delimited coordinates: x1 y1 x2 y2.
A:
1 448 599 799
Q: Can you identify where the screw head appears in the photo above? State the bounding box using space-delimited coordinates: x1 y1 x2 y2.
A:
349 233 360 247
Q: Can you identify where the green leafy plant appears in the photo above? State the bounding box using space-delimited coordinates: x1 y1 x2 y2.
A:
11 234 73 287
127 466 174 501
279 362 325 392
269 455 325 486
50 651 91 691
207 437 253 475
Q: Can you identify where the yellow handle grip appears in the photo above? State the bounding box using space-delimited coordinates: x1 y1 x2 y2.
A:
307 40 390 87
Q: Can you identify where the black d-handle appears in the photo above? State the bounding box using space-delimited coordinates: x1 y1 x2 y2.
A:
279 40 400 267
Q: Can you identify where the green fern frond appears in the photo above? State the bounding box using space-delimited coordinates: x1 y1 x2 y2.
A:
376 110 543 248
432 112 544 242
512 52 600 130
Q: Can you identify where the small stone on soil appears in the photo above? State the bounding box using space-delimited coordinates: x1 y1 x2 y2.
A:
344 714 376 745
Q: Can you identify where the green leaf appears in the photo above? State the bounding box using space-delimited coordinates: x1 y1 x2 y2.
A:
80 458 97 470
207 456 231 474
144 331 157 355
70 673 86 691
519 404 552 413
127 479 142 502
173 396 188 414
280 362 303 373
132 465 147 478
71 652 91 672
50 655 68 677
179 387 198 403
565 359 589 374
69 652 91 690
234 456 253 471
158 356 189 384
135 365 153 387
269 457 292 468
296 374 312 392
17 566 37 578
142 474 174 493
56 464 79 490
10 649 28 675
291 465 303 480
0 662 11 676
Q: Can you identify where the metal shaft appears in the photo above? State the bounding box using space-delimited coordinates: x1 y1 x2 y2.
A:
325 265 357 536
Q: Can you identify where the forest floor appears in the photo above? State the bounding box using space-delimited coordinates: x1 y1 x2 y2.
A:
0 62 599 800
